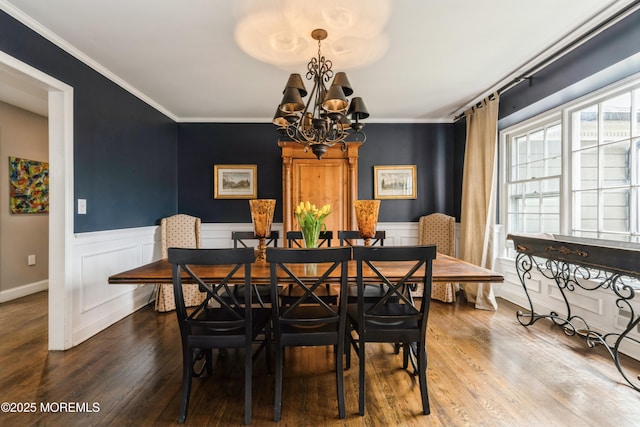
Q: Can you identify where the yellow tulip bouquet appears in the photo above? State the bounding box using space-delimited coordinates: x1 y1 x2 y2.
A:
294 201 331 248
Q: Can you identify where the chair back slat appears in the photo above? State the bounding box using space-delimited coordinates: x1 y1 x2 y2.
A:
232 231 279 248
286 230 333 248
338 230 385 247
267 247 351 332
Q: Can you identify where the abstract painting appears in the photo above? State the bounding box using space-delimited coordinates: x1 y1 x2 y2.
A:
9 156 49 214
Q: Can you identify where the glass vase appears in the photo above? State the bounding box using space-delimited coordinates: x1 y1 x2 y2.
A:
354 199 380 246
301 224 321 248
249 199 276 261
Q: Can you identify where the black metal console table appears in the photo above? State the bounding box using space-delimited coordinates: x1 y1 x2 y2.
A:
508 233 640 391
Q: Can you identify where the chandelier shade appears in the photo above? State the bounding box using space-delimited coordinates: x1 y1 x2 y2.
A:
273 28 369 159
284 73 308 97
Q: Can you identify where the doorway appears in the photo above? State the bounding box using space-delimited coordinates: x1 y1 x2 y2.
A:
0 50 73 350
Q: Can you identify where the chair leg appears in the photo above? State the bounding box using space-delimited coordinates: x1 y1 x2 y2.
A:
245 342 252 425
336 340 346 419
402 343 409 369
274 344 283 422
358 339 366 416
178 346 193 423
418 343 430 415
265 322 272 375
345 332 351 370
206 349 213 376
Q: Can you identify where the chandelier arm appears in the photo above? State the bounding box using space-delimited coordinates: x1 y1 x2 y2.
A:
275 28 367 159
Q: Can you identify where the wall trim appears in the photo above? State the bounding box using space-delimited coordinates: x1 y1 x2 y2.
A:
0 280 48 303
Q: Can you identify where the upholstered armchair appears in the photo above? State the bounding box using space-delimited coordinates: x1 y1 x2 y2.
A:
155 214 205 312
417 213 457 303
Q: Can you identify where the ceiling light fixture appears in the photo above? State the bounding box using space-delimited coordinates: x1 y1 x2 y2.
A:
273 28 369 159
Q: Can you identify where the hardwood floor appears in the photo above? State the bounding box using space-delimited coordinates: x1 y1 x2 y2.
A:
2 291 640 426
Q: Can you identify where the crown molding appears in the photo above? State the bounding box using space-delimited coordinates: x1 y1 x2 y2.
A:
0 1 178 121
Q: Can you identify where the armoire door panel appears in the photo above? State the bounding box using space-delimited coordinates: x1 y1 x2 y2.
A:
293 160 347 236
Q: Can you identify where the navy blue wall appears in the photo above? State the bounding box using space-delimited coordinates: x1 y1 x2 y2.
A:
177 122 459 223
0 11 178 233
6 6 639 232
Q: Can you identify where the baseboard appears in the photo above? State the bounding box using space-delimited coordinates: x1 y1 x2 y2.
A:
0 280 48 303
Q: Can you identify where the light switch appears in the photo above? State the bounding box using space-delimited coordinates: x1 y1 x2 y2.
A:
28 254 36 266
78 199 87 215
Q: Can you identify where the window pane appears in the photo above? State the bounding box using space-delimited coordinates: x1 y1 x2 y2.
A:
574 105 598 149
529 130 544 161
574 148 598 190
542 178 560 194
522 214 540 233
602 189 630 233
547 124 562 157
602 93 631 143
542 214 560 234
574 190 598 231
517 136 527 164
635 139 640 183
634 89 640 137
601 140 630 187
546 155 562 176
528 160 545 179
635 187 639 236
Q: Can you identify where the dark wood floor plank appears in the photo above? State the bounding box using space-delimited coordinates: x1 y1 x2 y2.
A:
2 291 640 426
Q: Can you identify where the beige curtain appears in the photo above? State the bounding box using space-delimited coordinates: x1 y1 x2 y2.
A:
459 93 499 311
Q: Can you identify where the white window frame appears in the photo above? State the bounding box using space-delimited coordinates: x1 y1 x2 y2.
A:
499 72 640 257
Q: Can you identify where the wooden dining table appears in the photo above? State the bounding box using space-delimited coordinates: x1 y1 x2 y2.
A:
108 253 504 285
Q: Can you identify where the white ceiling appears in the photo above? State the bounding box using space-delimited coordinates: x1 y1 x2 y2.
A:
0 0 638 122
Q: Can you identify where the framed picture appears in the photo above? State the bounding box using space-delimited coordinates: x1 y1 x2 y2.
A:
374 165 417 199
213 164 257 199
9 156 49 213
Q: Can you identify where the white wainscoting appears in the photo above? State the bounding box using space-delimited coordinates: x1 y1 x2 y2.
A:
70 226 158 346
40 220 640 364
67 221 419 347
200 222 420 248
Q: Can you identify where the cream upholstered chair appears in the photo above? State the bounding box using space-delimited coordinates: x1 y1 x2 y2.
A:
155 214 206 312
417 213 457 303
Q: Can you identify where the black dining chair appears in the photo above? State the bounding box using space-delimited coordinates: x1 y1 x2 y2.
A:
346 245 437 416
168 247 271 425
285 230 333 248
229 230 280 307
266 246 351 421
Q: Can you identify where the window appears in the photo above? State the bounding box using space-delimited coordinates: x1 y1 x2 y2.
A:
571 91 639 242
505 120 562 235
502 76 640 249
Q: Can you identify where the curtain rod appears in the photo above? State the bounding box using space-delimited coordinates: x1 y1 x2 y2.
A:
452 0 640 122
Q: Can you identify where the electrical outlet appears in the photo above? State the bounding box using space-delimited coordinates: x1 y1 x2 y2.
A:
28 254 36 266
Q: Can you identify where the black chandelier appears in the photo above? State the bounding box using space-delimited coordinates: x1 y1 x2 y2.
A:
273 28 369 159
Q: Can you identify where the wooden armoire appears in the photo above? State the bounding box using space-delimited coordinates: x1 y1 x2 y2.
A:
279 140 361 241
